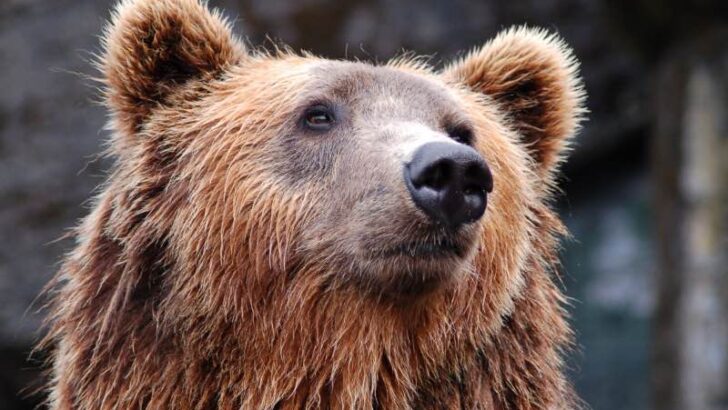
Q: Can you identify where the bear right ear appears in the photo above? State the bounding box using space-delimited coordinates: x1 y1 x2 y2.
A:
102 0 245 136
441 27 585 183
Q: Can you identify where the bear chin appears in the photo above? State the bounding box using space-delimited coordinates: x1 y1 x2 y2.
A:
380 269 458 299
356 263 465 302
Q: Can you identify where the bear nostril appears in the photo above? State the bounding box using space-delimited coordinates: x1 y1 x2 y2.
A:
405 142 492 229
415 159 453 191
462 185 481 196
464 163 493 194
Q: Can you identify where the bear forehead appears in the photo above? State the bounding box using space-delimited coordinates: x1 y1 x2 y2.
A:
300 60 471 123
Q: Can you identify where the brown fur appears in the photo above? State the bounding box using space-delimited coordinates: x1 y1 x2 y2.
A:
42 1 586 409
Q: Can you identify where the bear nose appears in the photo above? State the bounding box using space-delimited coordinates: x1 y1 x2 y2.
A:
405 142 493 229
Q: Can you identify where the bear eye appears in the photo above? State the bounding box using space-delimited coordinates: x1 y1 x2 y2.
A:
447 125 474 146
303 104 335 131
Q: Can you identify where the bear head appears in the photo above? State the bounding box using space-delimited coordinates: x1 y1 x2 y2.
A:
47 0 585 407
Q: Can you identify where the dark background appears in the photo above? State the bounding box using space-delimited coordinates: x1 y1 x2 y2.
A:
1 1 727 409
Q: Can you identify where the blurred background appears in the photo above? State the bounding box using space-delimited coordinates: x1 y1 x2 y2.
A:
1 0 727 409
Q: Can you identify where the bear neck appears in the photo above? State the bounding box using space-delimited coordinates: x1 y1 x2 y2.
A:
47 188 575 409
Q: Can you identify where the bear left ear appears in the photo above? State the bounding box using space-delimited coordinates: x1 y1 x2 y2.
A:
102 0 246 136
442 27 586 181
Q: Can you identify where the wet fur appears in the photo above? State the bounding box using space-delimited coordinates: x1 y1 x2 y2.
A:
42 0 586 409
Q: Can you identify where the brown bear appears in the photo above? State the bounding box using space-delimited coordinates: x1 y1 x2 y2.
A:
42 0 586 408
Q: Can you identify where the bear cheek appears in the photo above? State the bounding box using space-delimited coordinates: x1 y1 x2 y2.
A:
474 154 535 304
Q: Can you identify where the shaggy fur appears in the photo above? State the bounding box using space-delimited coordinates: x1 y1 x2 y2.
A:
42 0 586 409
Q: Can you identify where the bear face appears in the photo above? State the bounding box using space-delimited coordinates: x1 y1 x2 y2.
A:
45 0 585 408
235 60 506 298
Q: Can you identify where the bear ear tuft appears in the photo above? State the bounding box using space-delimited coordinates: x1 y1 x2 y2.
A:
101 0 245 135
442 27 586 181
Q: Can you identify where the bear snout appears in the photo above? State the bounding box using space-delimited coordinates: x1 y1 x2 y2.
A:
404 141 493 229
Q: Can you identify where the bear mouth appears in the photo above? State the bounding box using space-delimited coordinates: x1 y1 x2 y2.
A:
349 235 476 299
348 223 480 298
